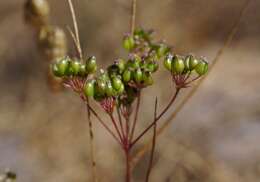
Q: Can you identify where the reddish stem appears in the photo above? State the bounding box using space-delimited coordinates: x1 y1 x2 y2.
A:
145 98 158 182
109 114 124 143
131 88 180 147
129 92 141 142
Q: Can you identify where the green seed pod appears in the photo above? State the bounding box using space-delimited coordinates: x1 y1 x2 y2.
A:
185 54 199 71
95 78 107 95
171 56 185 74
164 54 173 71
106 81 116 97
86 56 97 74
70 60 81 75
112 76 123 90
134 68 143 83
195 59 208 75
79 64 87 76
115 59 126 74
117 84 125 95
122 69 132 83
143 72 154 86
52 57 70 77
126 59 140 69
156 44 170 58
123 35 135 51
84 80 95 97
99 70 110 82
146 61 159 73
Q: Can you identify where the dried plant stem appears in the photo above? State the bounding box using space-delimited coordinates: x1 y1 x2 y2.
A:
86 101 98 182
67 1 98 181
130 0 137 35
67 0 83 60
145 98 158 182
130 0 251 169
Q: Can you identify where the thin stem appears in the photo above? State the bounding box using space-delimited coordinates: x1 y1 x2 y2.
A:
131 88 180 147
87 104 121 144
125 149 131 182
130 0 251 169
85 100 98 182
109 114 124 143
130 0 137 35
117 105 126 140
145 98 158 182
129 92 141 142
185 75 201 85
67 0 83 60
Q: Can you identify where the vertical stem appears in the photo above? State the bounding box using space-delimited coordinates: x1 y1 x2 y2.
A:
86 100 98 182
145 98 158 182
130 0 137 35
129 92 141 142
125 148 131 182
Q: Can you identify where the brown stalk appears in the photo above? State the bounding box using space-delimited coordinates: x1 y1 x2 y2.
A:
66 0 97 181
130 0 137 35
130 0 252 169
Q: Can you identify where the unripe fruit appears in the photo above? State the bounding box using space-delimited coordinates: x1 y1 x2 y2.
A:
143 72 153 86
115 59 125 73
195 60 208 75
108 64 119 77
112 77 123 90
146 61 158 73
156 44 170 58
122 69 132 83
84 80 95 97
134 68 143 83
52 57 70 77
86 56 97 74
70 60 81 75
123 35 135 51
164 54 173 71
79 64 87 76
106 81 115 97
95 79 107 95
185 55 198 71
171 56 185 74
117 84 125 94
126 59 140 69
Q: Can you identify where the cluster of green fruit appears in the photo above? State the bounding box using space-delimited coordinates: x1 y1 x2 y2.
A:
123 28 171 59
52 56 97 77
83 54 159 102
163 54 208 76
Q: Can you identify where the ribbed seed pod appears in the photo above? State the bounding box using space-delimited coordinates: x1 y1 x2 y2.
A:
146 61 158 73
195 59 208 75
156 44 170 58
171 55 185 74
106 81 116 97
115 59 126 74
164 54 173 71
134 68 143 83
84 80 95 97
143 71 153 86
69 60 81 76
38 26 67 60
86 56 97 74
24 0 50 28
123 35 135 51
52 57 70 77
95 78 107 95
112 76 123 91
122 69 132 83
185 54 198 71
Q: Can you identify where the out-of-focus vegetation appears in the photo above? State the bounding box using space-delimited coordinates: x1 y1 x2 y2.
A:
0 0 260 181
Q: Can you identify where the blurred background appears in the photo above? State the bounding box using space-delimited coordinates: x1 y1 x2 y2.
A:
0 0 260 181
